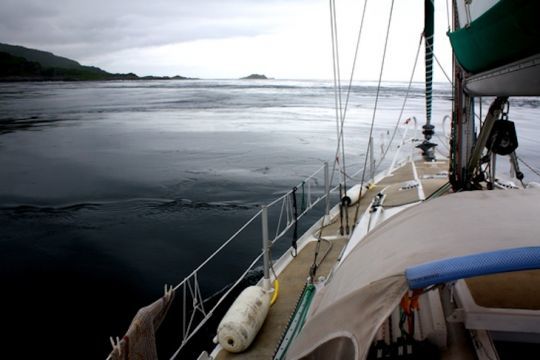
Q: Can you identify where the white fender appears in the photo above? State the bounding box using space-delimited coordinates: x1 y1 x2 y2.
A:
217 286 271 353
347 184 366 205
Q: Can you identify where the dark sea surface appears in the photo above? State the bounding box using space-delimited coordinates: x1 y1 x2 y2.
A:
0 80 539 359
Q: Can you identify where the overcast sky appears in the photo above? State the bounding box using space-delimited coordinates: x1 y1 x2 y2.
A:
0 0 453 80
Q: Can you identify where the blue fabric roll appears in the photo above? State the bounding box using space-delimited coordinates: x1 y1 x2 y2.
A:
405 246 540 289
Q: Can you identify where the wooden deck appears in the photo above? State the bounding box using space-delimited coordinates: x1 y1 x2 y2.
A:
215 160 450 359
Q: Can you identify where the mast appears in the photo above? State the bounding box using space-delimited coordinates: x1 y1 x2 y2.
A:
418 0 437 161
449 0 475 190
448 0 540 190
450 60 475 190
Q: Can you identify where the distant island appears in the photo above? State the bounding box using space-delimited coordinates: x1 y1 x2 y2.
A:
0 43 194 81
240 74 268 80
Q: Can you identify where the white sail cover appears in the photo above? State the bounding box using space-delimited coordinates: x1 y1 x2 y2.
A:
286 188 540 359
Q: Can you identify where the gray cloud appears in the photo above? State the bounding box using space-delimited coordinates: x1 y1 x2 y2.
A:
0 0 304 60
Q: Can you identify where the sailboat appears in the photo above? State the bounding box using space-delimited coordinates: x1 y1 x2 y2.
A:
108 0 540 359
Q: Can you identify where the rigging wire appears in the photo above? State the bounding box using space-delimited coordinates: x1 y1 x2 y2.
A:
329 0 341 169
310 0 369 280
309 0 342 283
358 0 395 201
368 31 452 184
341 0 369 125
445 0 451 31
329 0 346 191
426 40 453 86
328 0 350 236
328 0 370 236
373 33 423 177
332 0 347 193
435 132 451 152
517 156 540 178
328 0 369 190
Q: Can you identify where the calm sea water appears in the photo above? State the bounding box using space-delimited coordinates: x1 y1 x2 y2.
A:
0 80 539 358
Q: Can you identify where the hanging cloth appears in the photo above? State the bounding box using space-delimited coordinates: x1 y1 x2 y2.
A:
109 288 174 360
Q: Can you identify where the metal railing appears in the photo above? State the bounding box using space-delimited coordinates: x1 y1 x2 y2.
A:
168 162 335 359
107 118 427 360
167 122 423 358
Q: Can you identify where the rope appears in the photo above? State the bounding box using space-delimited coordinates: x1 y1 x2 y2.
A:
270 280 279 305
358 0 395 204
309 238 333 282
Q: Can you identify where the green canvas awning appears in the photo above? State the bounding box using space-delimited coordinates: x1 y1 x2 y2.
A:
448 0 540 75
